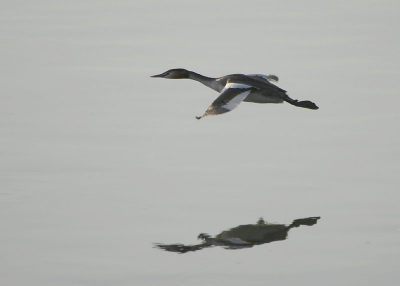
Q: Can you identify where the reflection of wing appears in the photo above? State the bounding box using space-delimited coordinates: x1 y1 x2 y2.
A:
214 237 253 250
224 244 253 250
196 83 252 119
153 243 211 254
222 237 252 245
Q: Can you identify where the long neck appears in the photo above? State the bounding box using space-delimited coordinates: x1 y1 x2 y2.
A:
188 71 222 92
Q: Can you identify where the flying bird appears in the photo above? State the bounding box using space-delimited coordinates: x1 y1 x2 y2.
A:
151 68 318 119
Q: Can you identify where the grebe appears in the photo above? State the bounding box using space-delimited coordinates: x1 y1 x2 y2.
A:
151 68 318 119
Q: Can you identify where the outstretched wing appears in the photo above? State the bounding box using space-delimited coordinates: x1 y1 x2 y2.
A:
247 74 279 83
196 83 253 119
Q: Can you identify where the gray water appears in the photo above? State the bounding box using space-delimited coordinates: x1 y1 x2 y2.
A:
1 1 399 285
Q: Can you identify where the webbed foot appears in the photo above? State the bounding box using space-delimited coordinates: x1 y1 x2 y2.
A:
296 100 319 110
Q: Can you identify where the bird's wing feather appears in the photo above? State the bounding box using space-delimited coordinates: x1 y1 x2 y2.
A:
207 83 252 114
247 74 279 83
197 83 253 119
242 74 286 93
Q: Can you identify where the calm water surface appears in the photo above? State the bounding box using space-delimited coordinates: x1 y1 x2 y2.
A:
1 1 399 285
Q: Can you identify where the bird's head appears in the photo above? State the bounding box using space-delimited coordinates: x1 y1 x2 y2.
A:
151 68 190 79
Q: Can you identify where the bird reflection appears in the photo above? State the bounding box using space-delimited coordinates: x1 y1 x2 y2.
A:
154 216 320 253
